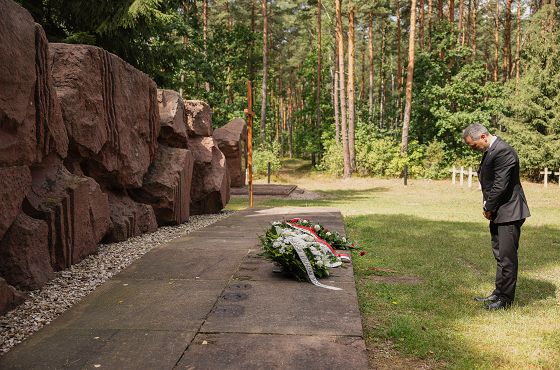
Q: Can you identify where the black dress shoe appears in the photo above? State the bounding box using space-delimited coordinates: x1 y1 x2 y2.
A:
474 294 499 303
485 299 512 310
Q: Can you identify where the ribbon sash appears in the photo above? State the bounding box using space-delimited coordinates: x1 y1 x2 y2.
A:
286 236 342 291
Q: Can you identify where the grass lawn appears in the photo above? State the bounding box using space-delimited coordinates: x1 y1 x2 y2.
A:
227 159 560 369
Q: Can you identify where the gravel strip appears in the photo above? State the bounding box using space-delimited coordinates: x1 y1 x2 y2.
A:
288 189 323 200
0 211 235 355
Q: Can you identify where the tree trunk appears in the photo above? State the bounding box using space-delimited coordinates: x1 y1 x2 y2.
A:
260 0 268 143
515 0 521 83
401 0 417 154
281 97 286 156
333 50 340 143
360 37 366 101
249 0 256 96
458 0 464 45
472 0 477 59
225 1 233 103
419 0 425 50
503 0 512 81
449 0 455 23
379 21 386 129
288 86 293 158
348 7 356 171
494 0 500 82
316 0 322 129
428 0 433 50
203 0 210 92
276 95 280 143
438 0 444 59
396 0 403 123
336 0 350 178
314 0 321 165
368 12 374 122
465 0 471 47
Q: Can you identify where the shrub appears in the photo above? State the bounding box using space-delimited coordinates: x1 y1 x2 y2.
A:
354 136 425 178
422 140 449 179
318 140 344 176
253 142 281 178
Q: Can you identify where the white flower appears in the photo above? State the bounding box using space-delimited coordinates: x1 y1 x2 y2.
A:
316 260 324 267
302 234 315 242
314 225 321 231
272 241 282 248
302 219 308 223
309 247 321 256
342 237 347 242
326 232 332 236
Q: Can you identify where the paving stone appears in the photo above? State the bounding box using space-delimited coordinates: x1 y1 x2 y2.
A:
0 328 193 370
118 246 249 280
177 333 368 370
202 279 363 336
54 279 225 331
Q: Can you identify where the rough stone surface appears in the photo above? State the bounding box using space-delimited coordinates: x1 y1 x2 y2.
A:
23 155 110 270
188 136 230 214
157 89 188 148
131 145 194 226
185 100 212 137
0 166 31 241
0 278 26 316
50 43 160 189
106 192 158 243
0 0 68 167
0 213 52 290
213 118 247 187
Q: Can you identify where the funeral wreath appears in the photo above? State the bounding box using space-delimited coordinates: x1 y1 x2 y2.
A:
259 219 364 290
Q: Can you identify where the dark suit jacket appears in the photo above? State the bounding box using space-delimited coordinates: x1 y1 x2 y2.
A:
477 137 530 224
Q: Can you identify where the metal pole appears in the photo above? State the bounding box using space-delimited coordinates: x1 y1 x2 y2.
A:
403 165 408 186
267 162 271 184
245 80 255 208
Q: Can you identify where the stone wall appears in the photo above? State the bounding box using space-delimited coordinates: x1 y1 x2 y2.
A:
214 118 247 188
0 0 230 315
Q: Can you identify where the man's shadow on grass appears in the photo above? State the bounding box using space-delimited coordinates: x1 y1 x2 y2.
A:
516 277 557 307
348 213 560 309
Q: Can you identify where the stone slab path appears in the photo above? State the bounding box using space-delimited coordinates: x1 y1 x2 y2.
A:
0 207 368 370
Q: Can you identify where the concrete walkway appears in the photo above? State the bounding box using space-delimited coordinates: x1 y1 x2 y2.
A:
0 207 369 370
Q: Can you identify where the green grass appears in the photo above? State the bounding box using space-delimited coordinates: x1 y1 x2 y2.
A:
228 158 560 369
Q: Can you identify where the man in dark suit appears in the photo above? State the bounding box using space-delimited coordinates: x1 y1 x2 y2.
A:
463 123 530 310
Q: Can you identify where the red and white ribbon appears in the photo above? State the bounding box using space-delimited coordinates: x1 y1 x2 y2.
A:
286 221 351 263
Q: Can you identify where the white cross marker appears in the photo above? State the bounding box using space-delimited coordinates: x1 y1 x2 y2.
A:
450 167 457 185
540 167 552 188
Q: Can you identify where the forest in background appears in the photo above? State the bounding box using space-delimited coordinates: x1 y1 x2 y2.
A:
17 0 560 180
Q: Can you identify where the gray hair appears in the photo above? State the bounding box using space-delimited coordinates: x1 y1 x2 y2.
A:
462 123 489 141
